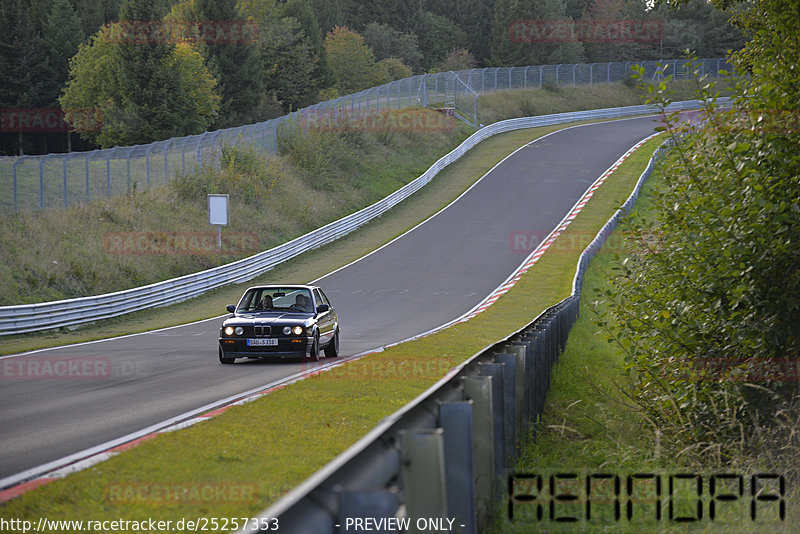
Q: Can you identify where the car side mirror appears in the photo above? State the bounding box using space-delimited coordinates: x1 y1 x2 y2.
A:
316 304 330 313
226 305 236 313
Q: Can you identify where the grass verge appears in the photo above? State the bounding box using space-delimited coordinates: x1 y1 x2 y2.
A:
0 130 668 530
492 149 798 533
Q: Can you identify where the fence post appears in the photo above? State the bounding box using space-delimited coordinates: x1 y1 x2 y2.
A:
62 156 68 208
12 158 22 211
84 153 90 203
145 145 152 187
163 140 169 184
39 155 52 209
196 131 207 166
106 149 113 198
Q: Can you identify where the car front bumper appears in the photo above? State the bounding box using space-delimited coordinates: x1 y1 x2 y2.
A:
219 337 312 359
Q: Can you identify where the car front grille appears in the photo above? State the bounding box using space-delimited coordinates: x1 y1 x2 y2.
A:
253 325 272 337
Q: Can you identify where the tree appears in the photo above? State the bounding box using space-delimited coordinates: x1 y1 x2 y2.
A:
434 48 476 72
651 0 744 60
282 0 333 91
489 0 584 66
603 0 800 464
0 0 77 154
114 0 188 144
422 0 495 65
415 11 468 71
60 23 220 147
43 0 85 106
374 57 413 84
170 0 264 128
259 16 323 111
363 22 423 72
72 0 122 36
324 26 377 94
342 0 423 34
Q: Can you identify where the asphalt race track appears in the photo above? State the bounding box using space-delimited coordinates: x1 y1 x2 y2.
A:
0 116 662 480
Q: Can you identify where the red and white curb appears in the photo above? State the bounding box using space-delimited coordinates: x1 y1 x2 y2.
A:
0 128 661 504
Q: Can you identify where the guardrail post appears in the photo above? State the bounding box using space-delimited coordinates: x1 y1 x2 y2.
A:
440 401 477 534
495 352 521 459
339 490 399 532
476 363 505 492
399 428 447 531
510 340 532 434
462 375 494 523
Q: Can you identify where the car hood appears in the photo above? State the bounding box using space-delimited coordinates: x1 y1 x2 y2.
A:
223 311 314 326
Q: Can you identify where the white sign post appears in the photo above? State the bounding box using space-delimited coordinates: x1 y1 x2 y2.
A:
208 194 229 252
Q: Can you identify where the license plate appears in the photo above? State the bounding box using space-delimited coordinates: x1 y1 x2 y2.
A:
247 338 278 347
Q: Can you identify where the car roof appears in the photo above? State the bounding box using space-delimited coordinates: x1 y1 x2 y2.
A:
243 284 319 291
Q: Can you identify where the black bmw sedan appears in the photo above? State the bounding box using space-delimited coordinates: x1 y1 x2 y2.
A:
218 285 339 364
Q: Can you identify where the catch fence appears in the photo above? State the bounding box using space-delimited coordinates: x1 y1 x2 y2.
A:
1 58 729 213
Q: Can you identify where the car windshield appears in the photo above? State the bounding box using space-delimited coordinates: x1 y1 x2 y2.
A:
237 287 314 313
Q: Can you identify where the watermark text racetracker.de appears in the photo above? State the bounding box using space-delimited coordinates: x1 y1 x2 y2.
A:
508 229 664 255
1 108 102 133
0 517 278 533
509 19 664 44
104 231 259 255
106 482 258 506
1 356 149 381
298 108 456 133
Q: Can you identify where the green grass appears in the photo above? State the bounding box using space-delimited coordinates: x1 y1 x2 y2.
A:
491 147 799 534
0 129 668 532
476 79 732 126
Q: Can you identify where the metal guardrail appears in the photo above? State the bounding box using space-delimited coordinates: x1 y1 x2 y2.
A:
235 136 674 534
2 58 730 212
0 100 709 336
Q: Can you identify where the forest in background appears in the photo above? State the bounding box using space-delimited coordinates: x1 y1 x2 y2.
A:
0 0 744 155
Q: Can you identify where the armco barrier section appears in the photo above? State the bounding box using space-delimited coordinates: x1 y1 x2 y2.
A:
234 138 673 534
2 58 730 213
0 101 707 336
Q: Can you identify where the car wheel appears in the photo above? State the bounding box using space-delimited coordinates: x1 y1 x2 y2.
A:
324 330 339 358
308 334 320 362
219 348 235 364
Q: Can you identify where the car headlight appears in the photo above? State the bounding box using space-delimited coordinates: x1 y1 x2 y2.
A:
234 326 244 336
283 326 292 335
224 326 234 336
292 325 304 336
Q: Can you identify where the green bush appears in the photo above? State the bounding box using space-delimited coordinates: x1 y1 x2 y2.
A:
600 47 800 472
